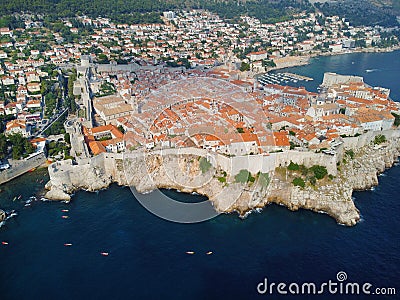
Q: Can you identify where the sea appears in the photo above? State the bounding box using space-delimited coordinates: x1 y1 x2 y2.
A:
1 50 400 300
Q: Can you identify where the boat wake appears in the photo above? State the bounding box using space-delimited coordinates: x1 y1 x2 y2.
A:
6 210 17 220
365 69 380 73
358 214 365 223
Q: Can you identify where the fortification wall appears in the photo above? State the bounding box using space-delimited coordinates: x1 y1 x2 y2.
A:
273 150 338 175
322 72 364 87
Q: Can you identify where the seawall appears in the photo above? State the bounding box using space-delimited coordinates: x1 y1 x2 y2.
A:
0 153 47 185
44 129 400 226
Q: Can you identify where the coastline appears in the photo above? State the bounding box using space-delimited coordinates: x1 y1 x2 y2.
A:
262 46 400 73
44 129 400 226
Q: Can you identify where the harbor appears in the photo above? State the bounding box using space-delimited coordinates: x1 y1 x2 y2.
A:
257 72 313 86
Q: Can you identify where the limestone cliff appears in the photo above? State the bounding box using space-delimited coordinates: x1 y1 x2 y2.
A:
0 209 6 222
44 132 400 226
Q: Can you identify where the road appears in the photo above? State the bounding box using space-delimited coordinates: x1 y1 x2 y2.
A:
34 108 68 137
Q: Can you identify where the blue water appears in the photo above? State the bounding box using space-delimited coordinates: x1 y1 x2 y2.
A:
1 51 400 299
272 50 400 101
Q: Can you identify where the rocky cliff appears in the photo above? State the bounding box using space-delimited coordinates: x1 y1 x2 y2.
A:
0 209 6 222
44 133 400 226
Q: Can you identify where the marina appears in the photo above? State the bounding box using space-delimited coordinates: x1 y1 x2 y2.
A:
257 72 313 86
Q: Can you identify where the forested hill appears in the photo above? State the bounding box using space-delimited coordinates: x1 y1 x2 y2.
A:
1 0 398 27
315 0 400 27
0 0 312 24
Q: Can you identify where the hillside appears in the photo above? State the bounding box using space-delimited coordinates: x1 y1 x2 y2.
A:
0 0 311 24
1 0 398 27
314 0 399 27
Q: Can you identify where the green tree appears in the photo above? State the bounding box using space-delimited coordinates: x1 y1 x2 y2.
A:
117 125 125 134
8 133 25 159
287 161 300 171
240 62 250 72
64 133 71 144
292 177 305 188
310 165 328 180
0 133 7 159
374 134 387 145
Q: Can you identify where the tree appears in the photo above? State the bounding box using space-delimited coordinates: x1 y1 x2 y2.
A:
374 134 387 145
310 165 328 180
7 133 34 159
355 39 366 48
345 149 355 159
292 177 305 188
64 133 71 144
8 133 25 159
117 125 125 134
0 133 7 159
287 161 300 171
24 140 35 154
240 62 250 72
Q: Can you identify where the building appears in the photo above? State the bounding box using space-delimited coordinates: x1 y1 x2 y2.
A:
5 119 30 137
93 95 134 124
83 124 125 155
354 109 395 131
163 11 176 20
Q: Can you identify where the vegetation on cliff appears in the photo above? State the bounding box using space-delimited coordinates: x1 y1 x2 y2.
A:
315 0 399 27
286 161 329 188
374 134 387 145
0 0 311 25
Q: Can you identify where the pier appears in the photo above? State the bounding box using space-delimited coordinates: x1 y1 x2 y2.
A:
257 72 313 86
283 72 313 81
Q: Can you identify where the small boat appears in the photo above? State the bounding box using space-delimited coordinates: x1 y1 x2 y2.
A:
18 195 22 200
206 251 213 255
12 196 17 202
2 241 8 245
61 215 69 219
64 243 72 247
61 209 69 212
6 210 17 219
101 252 109 256
186 251 195 255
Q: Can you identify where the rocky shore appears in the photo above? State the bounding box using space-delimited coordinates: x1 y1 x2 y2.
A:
0 209 6 222
44 130 400 226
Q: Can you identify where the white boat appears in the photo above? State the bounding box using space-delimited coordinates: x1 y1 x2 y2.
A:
186 251 195 255
101 252 109 256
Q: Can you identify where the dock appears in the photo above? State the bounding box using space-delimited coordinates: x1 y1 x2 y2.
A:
283 72 313 81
